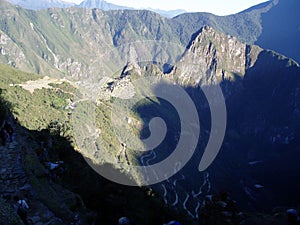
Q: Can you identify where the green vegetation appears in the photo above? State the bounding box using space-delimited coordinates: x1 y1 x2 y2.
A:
0 64 72 130
0 88 11 122
0 60 195 223
0 1 299 222
0 0 280 79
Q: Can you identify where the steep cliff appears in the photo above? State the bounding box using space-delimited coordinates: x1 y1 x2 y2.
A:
171 26 262 86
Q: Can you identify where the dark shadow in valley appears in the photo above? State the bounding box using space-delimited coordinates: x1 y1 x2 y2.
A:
31 128 190 225
133 49 300 214
1 48 300 224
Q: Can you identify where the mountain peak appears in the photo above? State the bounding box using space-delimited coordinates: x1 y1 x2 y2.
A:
6 0 74 9
173 26 262 86
79 0 132 10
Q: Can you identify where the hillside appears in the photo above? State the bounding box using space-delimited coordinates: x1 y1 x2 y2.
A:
0 22 299 223
2 0 299 68
0 0 299 81
146 26 300 215
0 0 300 224
0 63 192 224
256 0 300 62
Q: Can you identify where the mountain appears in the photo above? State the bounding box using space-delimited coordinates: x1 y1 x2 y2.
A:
1 0 299 80
1 55 297 224
256 0 300 63
1 13 300 218
0 0 300 223
145 8 186 18
78 0 185 17
6 0 185 18
0 1 187 78
149 26 300 212
3 0 300 62
0 63 190 225
174 0 300 63
78 0 132 10
6 0 74 9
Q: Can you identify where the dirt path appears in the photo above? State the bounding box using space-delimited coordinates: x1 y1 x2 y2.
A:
0 119 65 225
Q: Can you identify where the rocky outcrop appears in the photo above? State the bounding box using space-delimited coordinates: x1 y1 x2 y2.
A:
170 26 262 86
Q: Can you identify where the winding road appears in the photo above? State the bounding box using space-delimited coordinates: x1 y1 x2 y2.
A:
139 149 212 219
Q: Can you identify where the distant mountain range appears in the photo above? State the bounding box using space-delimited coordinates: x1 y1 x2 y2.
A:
6 0 75 9
6 0 186 17
78 0 186 17
78 0 131 11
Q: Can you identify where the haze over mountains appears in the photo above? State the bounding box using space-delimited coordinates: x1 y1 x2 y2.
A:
0 0 299 224
78 0 131 10
7 0 75 9
7 0 186 17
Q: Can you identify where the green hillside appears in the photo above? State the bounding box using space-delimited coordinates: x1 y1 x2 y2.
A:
0 0 289 79
0 0 299 224
0 63 192 224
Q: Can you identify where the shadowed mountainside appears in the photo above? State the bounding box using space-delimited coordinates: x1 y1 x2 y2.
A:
0 23 299 223
256 0 300 62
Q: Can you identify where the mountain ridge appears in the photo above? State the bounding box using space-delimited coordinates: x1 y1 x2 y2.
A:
6 0 75 9
78 0 132 10
1 0 299 81
0 0 300 222
6 0 186 18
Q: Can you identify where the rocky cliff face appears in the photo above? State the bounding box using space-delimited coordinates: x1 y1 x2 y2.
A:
86 23 300 213
171 26 262 86
178 27 300 211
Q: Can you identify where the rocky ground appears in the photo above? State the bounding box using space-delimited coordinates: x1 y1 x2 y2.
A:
0 117 93 225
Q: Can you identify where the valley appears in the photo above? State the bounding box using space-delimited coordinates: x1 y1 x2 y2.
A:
0 0 299 224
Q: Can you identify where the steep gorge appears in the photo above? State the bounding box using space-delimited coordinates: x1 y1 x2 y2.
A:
0 0 300 224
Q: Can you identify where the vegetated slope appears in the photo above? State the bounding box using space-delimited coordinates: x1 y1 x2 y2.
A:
255 0 300 63
0 63 191 225
0 0 186 78
0 64 71 130
0 0 296 80
0 0 300 220
65 25 300 217
0 19 300 223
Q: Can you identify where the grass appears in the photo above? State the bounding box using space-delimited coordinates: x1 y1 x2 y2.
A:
0 64 74 130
